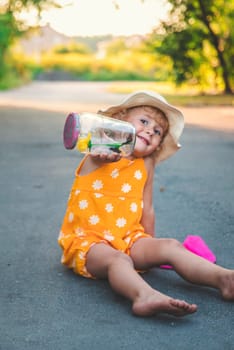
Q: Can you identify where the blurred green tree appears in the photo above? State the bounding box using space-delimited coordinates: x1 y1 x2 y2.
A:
148 0 233 94
0 0 59 80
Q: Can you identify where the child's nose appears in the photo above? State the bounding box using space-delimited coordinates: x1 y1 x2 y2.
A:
146 127 154 135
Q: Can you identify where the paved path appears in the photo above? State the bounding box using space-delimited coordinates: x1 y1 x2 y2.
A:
0 81 234 132
0 83 234 350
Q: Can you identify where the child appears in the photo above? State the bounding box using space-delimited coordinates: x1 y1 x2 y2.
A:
58 90 234 317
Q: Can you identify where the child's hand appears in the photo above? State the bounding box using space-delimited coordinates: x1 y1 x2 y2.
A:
91 152 121 163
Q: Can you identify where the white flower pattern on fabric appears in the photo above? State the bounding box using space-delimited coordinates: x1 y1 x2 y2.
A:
58 230 64 239
75 228 85 236
103 232 115 241
89 215 100 225
124 237 131 244
121 183 132 193
78 251 85 260
92 180 103 190
118 197 125 201
134 170 142 180
79 200 88 210
75 190 80 195
94 193 103 198
110 168 119 179
116 217 127 228
68 212 74 222
130 203 138 212
105 203 113 213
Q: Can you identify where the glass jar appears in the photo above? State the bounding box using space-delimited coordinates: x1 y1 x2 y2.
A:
63 112 136 157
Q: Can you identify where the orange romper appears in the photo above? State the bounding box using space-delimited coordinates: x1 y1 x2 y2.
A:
58 156 151 278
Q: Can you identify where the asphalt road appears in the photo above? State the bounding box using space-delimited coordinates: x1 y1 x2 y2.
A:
0 83 234 350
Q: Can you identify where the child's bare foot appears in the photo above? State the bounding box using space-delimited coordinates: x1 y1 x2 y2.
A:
132 291 197 317
219 270 234 301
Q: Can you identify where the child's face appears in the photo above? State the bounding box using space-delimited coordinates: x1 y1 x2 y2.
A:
125 107 166 158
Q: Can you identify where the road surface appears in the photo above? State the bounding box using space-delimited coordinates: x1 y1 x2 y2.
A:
0 82 234 350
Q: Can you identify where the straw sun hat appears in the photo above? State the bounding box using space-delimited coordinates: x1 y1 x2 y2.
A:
98 90 184 163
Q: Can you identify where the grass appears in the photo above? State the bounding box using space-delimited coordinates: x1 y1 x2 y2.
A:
0 76 233 106
107 81 234 106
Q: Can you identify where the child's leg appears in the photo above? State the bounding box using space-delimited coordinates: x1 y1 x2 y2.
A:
130 237 234 301
86 243 197 317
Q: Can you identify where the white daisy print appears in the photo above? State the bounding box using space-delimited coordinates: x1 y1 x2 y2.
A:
81 240 89 247
68 212 74 223
105 203 113 213
58 231 65 239
75 190 80 195
118 197 125 201
89 215 100 225
110 168 119 179
116 217 127 228
75 228 85 237
79 199 88 210
130 203 138 212
103 232 115 241
134 170 142 180
94 193 103 198
121 183 132 193
78 251 85 260
92 179 103 190
125 237 131 244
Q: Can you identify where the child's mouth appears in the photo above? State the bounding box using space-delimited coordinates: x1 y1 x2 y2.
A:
137 135 149 145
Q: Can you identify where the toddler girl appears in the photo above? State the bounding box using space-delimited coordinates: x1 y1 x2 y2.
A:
59 90 234 317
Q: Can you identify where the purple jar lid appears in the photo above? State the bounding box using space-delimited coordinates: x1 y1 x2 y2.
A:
63 113 80 149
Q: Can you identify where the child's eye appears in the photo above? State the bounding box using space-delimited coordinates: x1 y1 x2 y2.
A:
140 118 148 125
154 129 161 136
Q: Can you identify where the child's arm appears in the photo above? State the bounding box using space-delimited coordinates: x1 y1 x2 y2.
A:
141 157 156 237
